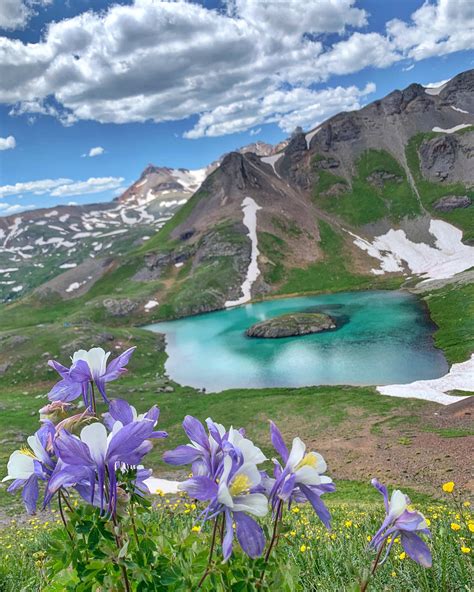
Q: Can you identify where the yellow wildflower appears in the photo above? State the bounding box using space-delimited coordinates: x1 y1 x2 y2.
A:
461 546 470 554
467 521 474 533
300 544 307 552
292 507 300 514
344 520 352 528
442 482 455 493
463 501 470 507
451 523 461 531
398 552 406 560
191 525 201 533
391 571 397 577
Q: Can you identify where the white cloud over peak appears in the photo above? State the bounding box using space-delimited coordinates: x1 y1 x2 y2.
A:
82 146 105 158
0 0 51 31
0 135 16 150
0 0 472 138
387 0 474 60
0 176 124 199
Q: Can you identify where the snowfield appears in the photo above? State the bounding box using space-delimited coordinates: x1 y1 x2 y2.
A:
350 220 474 281
261 153 283 177
225 197 261 308
432 124 471 134
377 355 474 405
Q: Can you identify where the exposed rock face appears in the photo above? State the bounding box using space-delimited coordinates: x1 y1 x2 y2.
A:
434 195 472 211
367 171 403 188
103 298 141 317
420 135 458 180
246 312 336 338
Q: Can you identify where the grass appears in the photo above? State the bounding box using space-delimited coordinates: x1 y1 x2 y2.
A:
277 220 402 294
314 149 420 225
0 491 472 591
405 133 474 241
423 282 474 364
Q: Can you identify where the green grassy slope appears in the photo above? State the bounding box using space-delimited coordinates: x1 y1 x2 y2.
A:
313 149 421 225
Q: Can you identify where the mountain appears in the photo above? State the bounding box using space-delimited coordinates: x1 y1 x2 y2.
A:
1 70 473 321
0 141 284 303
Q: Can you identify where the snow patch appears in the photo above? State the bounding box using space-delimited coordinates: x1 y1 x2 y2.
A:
261 153 283 178
305 127 320 149
377 355 474 406
424 80 449 95
432 124 471 134
350 220 474 281
65 281 85 293
225 197 261 308
451 105 469 114
12 285 23 292
144 300 159 311
175 262 184 268
144 477 180 495
59 263 77 269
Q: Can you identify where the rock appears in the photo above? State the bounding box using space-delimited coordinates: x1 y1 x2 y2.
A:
246 312 337 339
0 362 11 375
433 195 472 211
163 386 174 393
103 298 140 317
97 332 115 342
367 171 403 188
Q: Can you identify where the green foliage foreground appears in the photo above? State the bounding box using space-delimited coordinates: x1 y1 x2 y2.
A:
0 491 472 591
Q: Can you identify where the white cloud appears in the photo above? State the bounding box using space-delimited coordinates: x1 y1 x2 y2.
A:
0 0 472 138
0 135 16 150
185 82 376 138
387 0 474 61
50 177 124 197
0 176 124 198
0 201 35 213
0 0 51 31
88 146 105 157
249 127 261 136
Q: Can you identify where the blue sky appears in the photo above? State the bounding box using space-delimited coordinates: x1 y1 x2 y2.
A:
0 0 473 213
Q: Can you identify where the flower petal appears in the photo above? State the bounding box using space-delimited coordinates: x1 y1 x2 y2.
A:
222 510 234 562
269 421 289 463
233 493 268 517
401 532 432 567
287 437 306 470
182 415 208 449
234 512 265 558
179 476 218 501
103 347 136 381
163 445 201 465
300 484 332 529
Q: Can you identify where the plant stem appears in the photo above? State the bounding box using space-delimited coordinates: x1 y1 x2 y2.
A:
129 501 140 547
112 512 131 592
197 516 220 589
90 381 97 415
258 499 283 587
58 490 73 542
360 540 387 592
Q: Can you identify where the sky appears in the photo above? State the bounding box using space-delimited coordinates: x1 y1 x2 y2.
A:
0 0 473 214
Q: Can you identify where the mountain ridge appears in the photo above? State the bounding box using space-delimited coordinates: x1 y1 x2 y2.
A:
1 70 473 321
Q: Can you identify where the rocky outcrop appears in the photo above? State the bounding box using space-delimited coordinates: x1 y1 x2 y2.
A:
246 312 336 338
434 195 472 211
367 171 403 188
103 298 141 317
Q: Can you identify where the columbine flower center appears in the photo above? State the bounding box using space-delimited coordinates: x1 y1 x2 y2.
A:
295 452 318 470
20 446 36 459
229 474 251 496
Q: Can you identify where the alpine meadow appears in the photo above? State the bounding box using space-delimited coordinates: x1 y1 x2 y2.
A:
0 1 473 591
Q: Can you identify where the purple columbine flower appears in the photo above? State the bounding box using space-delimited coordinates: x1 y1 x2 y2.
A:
163 415 226 478
370 479 432 567
180 454 268 561
103 399 167 439
268 421 335 528
49 419 154 515
2 423 56 514
48 347 136 408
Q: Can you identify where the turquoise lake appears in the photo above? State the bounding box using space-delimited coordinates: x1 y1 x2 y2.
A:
145 291 449 392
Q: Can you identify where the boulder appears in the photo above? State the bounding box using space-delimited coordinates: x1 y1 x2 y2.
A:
246 312 336 338
433 195 472 212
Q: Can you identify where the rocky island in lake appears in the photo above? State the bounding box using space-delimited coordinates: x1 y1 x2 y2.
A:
246 312 336 338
